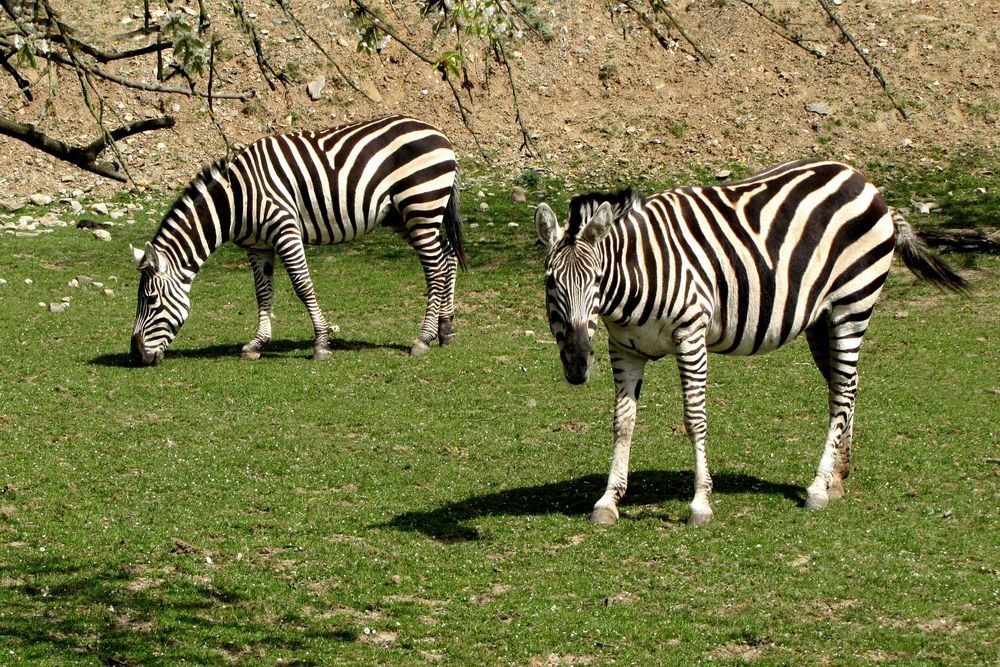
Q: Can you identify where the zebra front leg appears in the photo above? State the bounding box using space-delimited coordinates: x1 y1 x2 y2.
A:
591 348 647 525
676 330 713 525
241 248 276 361
274 233 333 361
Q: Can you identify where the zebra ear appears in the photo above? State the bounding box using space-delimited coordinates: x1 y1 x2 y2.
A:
143 241 167 273
581 201 614 246
130 244 146 268
535 203 562 248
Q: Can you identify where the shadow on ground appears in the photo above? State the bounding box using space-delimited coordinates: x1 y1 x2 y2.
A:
88 338 411 367
384 469 804 542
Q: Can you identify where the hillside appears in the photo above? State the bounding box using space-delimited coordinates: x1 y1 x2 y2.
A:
0 0 997 200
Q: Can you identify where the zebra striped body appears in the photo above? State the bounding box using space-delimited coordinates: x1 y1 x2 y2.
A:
535 159 967 525
131 115 465 366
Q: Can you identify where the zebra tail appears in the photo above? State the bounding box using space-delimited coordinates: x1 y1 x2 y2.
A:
444 176 468 270
891 209 971 295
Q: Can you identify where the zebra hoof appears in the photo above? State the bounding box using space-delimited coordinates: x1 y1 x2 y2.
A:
313 346 332 361
827 478 847 500
410 340 431 357
688 507 714 526
240 348 261 361
590 507 618 525
805 489 829 510
438 333 456 347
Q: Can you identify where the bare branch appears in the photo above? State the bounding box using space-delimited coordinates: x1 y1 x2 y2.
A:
271 0 374 102
815 0 909 120
633 0 714 64
0 115 175 182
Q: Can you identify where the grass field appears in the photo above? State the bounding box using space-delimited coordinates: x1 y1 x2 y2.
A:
1 160 998 665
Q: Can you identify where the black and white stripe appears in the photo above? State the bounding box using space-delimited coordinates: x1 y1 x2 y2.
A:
535 158 968 525
131 114 465 366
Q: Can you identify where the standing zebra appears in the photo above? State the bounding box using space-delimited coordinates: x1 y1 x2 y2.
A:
130 114 466 366
534 159 968 525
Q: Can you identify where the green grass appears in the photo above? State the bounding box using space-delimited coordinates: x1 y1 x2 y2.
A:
1 164 998 665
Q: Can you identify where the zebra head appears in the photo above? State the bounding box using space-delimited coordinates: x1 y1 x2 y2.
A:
130 242 191 366
535 198 617 385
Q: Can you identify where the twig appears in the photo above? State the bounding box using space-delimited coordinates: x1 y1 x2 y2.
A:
0 38 253 99
271 0 374 102
350 0 485 153
495 41 536 156
635 0 714 64
815 0 909 120
230 0 288 91
739 0 829 59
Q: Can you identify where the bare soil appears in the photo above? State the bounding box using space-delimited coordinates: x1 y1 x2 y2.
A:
1 0 997 200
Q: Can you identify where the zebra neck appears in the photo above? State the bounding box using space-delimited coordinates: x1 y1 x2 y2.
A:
152 173 237 278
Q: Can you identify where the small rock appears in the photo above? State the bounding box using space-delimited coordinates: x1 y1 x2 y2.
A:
68 278 79 288
893 311 909 319
0 197 27 212
479 202 490 212
25 278 33 285
69 200 84 214
92 229 112 242
103 288 115 297
913 202 940 214
76 275 94 287
29 194 53 207
510 187 527 203
49 302 68 313
524 330 535 337
507 222 519 228
715 170 733 180
91 203 110 216
0 278 7 285
805 102 831 116
306 75 326 101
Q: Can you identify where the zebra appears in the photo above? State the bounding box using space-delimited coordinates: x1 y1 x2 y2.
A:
130 114 466 366
534 158 968 526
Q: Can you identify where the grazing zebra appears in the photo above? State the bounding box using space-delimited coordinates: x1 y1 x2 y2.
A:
130 114 466 366
534 158 968 525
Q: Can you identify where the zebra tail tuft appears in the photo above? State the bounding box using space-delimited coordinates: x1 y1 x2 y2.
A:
892 209 971 295
445 176 468 271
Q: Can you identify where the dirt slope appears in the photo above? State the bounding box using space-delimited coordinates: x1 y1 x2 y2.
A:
1 0 997 200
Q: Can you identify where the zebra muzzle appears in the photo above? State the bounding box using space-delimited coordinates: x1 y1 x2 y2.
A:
130 332 163 367
560 325 595 385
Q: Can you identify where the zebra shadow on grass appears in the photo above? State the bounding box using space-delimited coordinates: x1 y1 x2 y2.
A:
383 470 804 542
88 337 410 367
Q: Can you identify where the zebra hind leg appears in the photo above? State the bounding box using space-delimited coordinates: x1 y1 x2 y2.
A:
437 255 459 347
805 316 865 509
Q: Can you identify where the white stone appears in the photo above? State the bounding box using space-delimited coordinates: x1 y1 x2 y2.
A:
307 76 326 101
92 229 112 242
69 200 84 214
29 194 53 206
91 203 110 215
49 302 68 313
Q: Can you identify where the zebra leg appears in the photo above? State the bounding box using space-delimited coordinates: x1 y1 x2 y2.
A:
437 254 458 347
805 321 850 501
591 346 647 525
676 330 713 525
241 248 276 361
273 231 333 361
404 225 449 356
805 317 866 509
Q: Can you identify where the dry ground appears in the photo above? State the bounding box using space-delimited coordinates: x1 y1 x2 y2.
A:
1 0 997 199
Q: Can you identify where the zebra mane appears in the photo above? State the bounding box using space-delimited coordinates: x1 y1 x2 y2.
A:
166 155 233 215
566 188 640 242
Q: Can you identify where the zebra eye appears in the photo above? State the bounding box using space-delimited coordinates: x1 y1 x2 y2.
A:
145 294 158 307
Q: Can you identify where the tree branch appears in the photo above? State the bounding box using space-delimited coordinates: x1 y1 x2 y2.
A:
815 0 909 120
0 115 175 182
